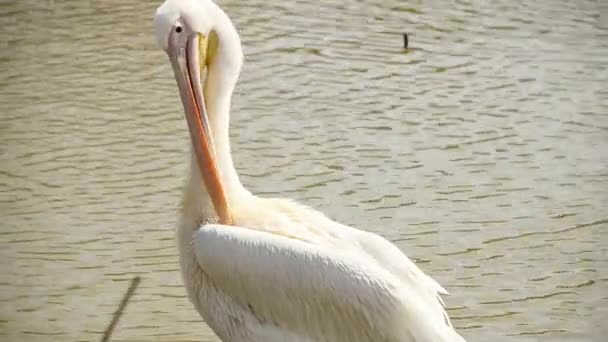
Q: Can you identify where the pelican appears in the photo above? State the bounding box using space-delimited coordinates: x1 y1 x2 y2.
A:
154 0 465 341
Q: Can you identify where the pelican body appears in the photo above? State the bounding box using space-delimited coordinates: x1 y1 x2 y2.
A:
154 0 465 341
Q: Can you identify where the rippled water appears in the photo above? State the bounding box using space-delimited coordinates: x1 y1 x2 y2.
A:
1 0 607 341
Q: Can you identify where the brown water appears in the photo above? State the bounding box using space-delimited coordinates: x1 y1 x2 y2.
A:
1 0 607 341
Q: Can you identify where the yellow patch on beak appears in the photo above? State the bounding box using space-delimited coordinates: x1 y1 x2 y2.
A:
199 31 219 68
198 33 209 67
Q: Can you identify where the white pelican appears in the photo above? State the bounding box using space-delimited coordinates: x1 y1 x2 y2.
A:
154 0 466 341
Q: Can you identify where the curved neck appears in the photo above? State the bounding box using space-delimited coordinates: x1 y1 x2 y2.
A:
187 6 249 214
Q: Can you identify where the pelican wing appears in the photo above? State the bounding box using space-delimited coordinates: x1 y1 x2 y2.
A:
353 230 465 341
192 224 462 342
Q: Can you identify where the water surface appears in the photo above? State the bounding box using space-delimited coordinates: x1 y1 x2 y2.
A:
1 0 607 341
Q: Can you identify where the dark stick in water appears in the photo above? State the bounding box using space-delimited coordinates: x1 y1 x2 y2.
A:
100 276 141 342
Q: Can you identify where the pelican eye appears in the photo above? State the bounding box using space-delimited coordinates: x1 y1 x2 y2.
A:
175 26 183 33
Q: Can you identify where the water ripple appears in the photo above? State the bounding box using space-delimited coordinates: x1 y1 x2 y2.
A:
1 0 607 341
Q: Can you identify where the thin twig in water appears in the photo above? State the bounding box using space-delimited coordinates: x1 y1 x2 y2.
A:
100 276 141 342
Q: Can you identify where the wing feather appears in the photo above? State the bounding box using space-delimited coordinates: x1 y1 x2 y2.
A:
354 230 465 341
194 224 412 342
193 223 465 342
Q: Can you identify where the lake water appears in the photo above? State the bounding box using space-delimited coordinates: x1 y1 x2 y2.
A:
1 0 607 341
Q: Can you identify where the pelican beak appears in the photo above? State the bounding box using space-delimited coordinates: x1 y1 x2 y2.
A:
167 32 232 225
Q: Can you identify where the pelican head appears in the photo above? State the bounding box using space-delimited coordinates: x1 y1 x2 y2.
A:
154 0 236 224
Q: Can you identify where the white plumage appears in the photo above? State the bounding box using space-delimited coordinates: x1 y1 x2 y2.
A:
154 0 466 340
